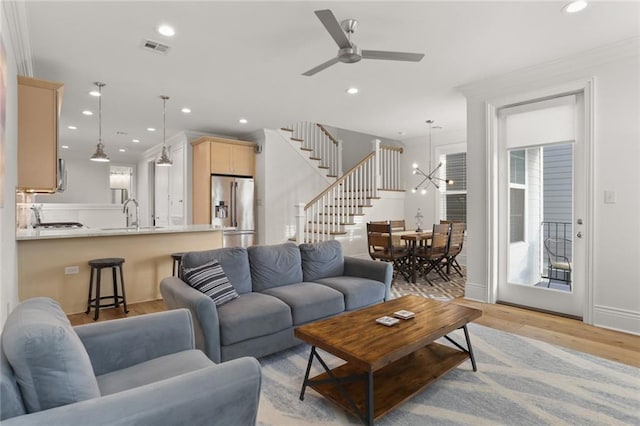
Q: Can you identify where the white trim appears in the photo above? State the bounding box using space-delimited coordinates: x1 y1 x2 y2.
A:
593 305 640 336
2 0 33 76
485 77 595 321
464 282 488 302
458 37 639 98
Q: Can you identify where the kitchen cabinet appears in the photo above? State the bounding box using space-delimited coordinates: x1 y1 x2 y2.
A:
17 76 64 193
210 139 255 176
191 136 255 224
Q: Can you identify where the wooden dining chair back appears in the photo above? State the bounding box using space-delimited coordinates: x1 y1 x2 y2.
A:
443 222 465 277
389 220 406 231
417 224 450 283
366 222 410 282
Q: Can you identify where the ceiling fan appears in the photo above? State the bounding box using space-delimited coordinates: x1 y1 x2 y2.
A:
302 9 425 77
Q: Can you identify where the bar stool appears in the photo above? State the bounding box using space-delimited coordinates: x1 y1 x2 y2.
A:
86 258 128 321
171 252 185 277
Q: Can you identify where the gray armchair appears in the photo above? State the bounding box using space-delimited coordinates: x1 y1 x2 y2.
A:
0 298 261 426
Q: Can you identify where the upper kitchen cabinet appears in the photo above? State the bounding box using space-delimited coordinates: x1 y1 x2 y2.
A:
209 139 255 176
17 76 64 193
191 136 255 224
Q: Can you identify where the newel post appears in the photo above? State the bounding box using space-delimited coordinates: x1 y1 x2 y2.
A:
372 139 381 198
295 203 306 243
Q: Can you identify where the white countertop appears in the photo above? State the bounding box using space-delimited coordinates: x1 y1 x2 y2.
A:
16 224 232 241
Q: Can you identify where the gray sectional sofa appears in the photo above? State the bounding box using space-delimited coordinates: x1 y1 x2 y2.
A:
160 240 392 363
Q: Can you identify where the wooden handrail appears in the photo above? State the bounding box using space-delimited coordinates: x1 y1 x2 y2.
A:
316 123 339 146
381 145 404 154
305 151 375 209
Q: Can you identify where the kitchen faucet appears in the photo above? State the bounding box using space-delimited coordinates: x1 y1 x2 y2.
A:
123 198 140 229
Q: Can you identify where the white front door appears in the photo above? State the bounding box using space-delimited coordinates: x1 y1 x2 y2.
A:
496 93 587 318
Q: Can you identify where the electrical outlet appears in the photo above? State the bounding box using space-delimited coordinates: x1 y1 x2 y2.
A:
604 190 616 204
64 266 80 275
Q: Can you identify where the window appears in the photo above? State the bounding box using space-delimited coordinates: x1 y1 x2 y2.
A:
440 152 466 222
509 150 526 243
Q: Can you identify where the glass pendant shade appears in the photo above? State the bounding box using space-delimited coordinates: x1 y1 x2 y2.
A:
90 82 109 162
156 95 173 167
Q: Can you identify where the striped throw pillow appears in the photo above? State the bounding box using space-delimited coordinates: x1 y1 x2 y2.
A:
182 260 239 306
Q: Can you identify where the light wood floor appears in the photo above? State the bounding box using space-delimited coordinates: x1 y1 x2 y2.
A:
69 297 640 368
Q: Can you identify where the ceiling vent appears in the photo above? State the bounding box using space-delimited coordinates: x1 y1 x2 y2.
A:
142 39 170 54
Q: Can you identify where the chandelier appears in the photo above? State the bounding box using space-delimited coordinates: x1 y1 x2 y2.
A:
411 119 453 194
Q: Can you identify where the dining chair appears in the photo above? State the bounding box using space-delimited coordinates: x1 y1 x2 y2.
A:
442 222 466 277
366 222 410 283
416 224 450 284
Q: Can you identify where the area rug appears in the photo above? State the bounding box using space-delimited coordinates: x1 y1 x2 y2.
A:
389 266 466 301
256 323 639 425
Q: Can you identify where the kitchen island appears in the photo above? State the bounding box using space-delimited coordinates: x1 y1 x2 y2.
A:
17 225 225 314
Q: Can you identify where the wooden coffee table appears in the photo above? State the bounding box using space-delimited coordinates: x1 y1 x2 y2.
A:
295 295 482 425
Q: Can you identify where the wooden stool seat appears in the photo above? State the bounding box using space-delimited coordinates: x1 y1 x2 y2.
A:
86 257 128 321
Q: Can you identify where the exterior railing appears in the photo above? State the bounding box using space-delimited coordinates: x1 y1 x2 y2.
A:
541 221 572 280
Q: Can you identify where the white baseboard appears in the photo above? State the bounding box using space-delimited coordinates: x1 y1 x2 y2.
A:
593 305 640 336
464 282 488 303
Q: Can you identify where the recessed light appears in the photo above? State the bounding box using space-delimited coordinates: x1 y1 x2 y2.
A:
61 145 69 149
181 107 191 113
132 139 140 143
89 90 101 97
238 118 248 124
147 127 156 132
68 125 77 130
82 110 93 116
157 24 175 37
119 148 126 152
563 0 588 13
346 87 359 95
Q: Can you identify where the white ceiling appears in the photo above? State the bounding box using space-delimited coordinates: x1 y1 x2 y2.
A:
22 1 640 163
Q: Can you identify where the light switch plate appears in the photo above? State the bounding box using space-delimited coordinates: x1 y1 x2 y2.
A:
604 190 616 204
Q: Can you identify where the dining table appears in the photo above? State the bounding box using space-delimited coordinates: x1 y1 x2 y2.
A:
397 230 433 284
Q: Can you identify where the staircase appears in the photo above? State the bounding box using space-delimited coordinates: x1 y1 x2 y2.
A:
280 122 342 181
279 122 404 244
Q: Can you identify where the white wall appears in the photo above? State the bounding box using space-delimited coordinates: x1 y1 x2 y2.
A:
256 129 329 245
323 125 402 171
460 38 640 334
1 9 20 325
33 155 124 204
402 128 466 231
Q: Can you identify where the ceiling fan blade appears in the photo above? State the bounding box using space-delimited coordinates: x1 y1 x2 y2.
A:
361 50 425 62
302 57 340 76
314 9 352 49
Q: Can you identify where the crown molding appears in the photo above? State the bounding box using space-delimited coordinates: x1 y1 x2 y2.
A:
457 37 640 99
2 0 33 76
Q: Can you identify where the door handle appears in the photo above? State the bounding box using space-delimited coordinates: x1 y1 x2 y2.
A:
576 232 583 238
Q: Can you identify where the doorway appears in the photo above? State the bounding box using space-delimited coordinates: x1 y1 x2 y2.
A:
495 93 587 318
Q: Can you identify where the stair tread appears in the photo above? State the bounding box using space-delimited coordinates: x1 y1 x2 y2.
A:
309 221 356 226
291 137 304 142
300 147 313 152
303 229 348 235
309 157 321 160
318 165 329 169
281 127 293 132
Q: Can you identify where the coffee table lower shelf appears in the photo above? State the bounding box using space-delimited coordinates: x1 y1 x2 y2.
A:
307 342 469 422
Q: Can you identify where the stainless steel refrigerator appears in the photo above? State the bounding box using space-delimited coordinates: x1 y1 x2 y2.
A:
211 175 255 247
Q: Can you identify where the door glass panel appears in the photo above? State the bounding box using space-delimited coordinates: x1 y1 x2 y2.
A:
507 143 573 292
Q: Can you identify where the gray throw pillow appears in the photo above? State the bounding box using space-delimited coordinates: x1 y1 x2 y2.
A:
299 240 345 281
182 260 239 306
1 298 101 413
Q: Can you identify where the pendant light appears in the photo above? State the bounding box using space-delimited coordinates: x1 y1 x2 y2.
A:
411 119 453 193
156 95 173 167
90 82 110 162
